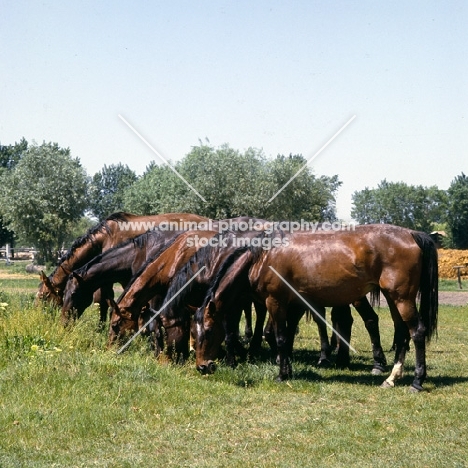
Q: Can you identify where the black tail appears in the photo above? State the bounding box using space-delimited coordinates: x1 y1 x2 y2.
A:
411 231 439 341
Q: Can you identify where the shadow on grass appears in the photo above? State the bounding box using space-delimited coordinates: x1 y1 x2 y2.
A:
228 346 468 390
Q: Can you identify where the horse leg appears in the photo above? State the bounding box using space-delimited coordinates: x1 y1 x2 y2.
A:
331 305 353 369
286 308 305 357
243 298 253 341
311 306 332 367
224 305 247 368
263 314 277 360
248 301 267 358
266 296 292 381
93 284 115 324
353 297 387 374
381 295 417 389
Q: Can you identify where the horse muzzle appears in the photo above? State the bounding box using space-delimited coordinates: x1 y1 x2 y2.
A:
197 361 217 375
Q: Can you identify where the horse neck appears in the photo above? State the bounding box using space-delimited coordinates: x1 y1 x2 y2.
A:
214 250 254 305
80 243 140 285
51 241 103 288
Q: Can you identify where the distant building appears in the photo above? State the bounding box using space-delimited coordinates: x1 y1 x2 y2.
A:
430 231 446 249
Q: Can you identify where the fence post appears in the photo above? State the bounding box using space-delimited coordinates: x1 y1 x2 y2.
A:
5 243 11 265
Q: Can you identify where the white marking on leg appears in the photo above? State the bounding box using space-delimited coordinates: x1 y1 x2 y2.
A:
384 361 404 387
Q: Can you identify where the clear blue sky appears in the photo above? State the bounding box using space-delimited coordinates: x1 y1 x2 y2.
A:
1 1 467 220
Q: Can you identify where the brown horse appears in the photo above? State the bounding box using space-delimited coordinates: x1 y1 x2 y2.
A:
60 229 188 323
36 212 208 320
194 225 438 391
108 227 272 362
107 230 222 358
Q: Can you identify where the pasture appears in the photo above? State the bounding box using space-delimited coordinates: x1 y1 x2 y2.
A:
0 262 467 467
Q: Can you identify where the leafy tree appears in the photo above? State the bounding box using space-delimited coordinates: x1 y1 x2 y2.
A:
0 138 29 247
351 180 447 232
0 142 88 263
89 163 137 220
265 154 341 221
446 173 468 249
123 162 185 215
176 145 272 218
0 137 28 170
123 143 342 221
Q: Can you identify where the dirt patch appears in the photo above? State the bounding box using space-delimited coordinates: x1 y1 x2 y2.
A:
438 291 468 306
0 272 35 280
378 291 468 307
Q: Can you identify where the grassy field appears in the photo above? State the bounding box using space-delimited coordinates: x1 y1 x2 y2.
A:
0 262 467 467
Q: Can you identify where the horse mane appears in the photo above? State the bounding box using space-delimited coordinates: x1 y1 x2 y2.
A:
72 232 152 277
49 219 112 277
103 211 134 222
115 231 186 302
196 230 274 311
51 213 143 275
162 230 237 313
164 230 276 315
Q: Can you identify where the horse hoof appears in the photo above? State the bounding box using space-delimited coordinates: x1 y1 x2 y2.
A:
371 367 384 376
380 380 394 389
317 358 332 368
409 384 423 393
276 375 289 383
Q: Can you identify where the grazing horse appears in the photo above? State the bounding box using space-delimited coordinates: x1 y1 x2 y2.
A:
61 229 187 323
194 225 438 392
36 212 208 320
107 230 222 359
108 228 271 363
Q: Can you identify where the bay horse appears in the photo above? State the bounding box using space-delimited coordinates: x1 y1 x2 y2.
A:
107 228 271 363
161 227 386 372
36 212 208 320
61 229 187 323
108 231 228 359
194 224 438 391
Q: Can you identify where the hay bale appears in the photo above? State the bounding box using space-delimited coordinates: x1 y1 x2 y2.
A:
437 249 468 279
25 264 44 274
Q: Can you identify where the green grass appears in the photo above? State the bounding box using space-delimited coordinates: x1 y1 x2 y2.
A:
439 278 466 291
1 265 468 467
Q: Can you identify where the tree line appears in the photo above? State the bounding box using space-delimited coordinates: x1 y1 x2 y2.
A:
0 138 467 263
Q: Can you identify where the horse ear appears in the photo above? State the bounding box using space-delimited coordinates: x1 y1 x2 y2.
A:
41 272 58 293
40 270 53 288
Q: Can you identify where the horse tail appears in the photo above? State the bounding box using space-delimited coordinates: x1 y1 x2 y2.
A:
411 231 439 341
369 286 381 308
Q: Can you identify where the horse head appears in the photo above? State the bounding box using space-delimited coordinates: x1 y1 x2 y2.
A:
194 298 225 375
61 272 94 324
36 271 63 306
107 298 139 347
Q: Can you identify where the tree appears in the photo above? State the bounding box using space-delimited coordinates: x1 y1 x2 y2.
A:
351 180 447 232
446 173 468 249
175 144 272 218
0 137 28 170
0 138 29 247
0 142 88 263
122 143 342 221
89 163 137 220
265 154 341 221
123 162 185 215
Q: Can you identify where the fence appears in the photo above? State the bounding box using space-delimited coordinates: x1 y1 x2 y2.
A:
0 244 37 264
